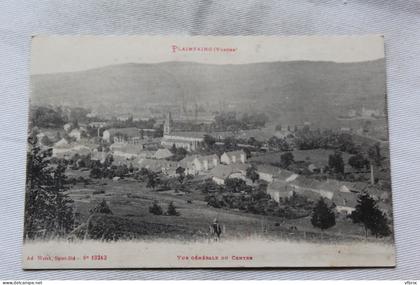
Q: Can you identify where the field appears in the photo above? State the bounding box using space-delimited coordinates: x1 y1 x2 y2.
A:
66 170 389 243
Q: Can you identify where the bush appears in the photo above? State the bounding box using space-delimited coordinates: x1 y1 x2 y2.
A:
350 192 391 238
311 198 336 231
206 195 223 208
89 199 113 215
149 201 163 215
166 202 180 216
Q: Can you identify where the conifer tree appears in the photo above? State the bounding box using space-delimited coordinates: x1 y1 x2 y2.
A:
350 192 391 238
24 134 74 239
311 198 336 232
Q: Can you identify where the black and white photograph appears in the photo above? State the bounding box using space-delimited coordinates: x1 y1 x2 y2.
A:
22 35 395 268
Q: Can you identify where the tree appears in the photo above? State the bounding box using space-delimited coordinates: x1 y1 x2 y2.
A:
348 153 369 170
146 172 159 189
103 154 114 168
224 136 237 151
149 201 163 215
203 134 216 150
246 165 259 183
89 199 113 215
90 164 103 179
24 134 74 239
350 192 391 238
31 106 65 128
170 144 177 154
176 166 186 183
166 202 180 216
115 164 129 177
280 152 294 168
311 198 336 232
200 179 219 194
224 178 248 193
170 146 187 161
243 147 252 159
328 151 345 174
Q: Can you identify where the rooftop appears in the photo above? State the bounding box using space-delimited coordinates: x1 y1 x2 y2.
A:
211 163 250 179
105 128 140 137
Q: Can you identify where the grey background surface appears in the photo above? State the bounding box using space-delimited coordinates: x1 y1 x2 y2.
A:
0 0 419 280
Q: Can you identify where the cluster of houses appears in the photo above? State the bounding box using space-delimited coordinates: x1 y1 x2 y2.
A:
39 113 389 217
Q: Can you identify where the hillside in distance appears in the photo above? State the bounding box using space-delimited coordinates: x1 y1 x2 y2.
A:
31 59 387 127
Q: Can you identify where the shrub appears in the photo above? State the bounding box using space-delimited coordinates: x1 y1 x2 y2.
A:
149 201 163 215
311 198 336 231
166 202 180 216
89 199 113 215
350 192 391 238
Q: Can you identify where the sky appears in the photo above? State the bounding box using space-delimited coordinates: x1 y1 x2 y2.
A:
31 35 385 74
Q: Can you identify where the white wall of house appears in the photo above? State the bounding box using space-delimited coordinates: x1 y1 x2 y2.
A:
336 206 355 215
212 176 225 185
258 172 274 183
69 130 82 141
267 189 291 203
220 153 231 164
221 152 246 165
103 130 111 142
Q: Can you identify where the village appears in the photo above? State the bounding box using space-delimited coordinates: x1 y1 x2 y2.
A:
29 103 393 242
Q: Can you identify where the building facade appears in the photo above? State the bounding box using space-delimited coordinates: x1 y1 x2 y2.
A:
161 112 204 151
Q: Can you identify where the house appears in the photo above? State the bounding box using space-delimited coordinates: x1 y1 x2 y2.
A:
112 154 137 166
332 191 358 214
255 164 282 183
68 128 85 141
137 150 155 159
54 138 70 148
137 158 177 176
210 163 250 185
161 132 205 151
285 175 359 213
220 150 246 165
267 181 291 202
180 154 220 175
361 107 381 118
117 115 130 122
110 143 160 162
104 128 161 148
63 123 73 132
307 163 320 173
266 169 299 202
36 132 50 146
340 127 352 133
274 129 293 139
110 143 144 154
91 150 107 163
139 128 157 139
154 148 173 160
348 109 357 117
89 121 108 128
160 112 204 151
102 128 140 143
52 138 91 159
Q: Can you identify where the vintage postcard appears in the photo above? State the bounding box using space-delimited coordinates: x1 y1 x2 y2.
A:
23 35 395 268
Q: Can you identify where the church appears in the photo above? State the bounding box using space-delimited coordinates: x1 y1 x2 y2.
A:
160 112 205 151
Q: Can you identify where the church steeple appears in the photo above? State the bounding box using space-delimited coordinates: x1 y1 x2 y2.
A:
164 112 172 135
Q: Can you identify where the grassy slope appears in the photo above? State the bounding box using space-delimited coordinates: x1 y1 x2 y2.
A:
68 175 391 242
